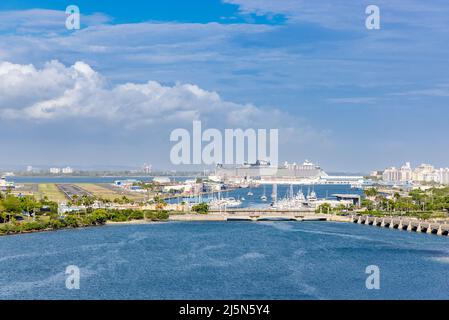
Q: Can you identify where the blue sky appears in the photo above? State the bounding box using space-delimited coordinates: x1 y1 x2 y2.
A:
0 0 448 172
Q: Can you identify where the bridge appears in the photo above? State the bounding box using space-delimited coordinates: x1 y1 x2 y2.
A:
351 215 449 236
171 209 326 222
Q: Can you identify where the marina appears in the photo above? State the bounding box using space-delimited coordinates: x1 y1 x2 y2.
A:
167 183 363 210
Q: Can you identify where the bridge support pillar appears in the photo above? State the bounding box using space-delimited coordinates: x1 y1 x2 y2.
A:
426 225 433 234
437 226 443 236
407 223 413 231
381 219 386 227
398 220 403 230
416 224 422 233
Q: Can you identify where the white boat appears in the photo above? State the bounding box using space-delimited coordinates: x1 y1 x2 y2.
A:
271 186 318 209
296 189 306 201
247 191 254 196
307 190 317 202
209 197 242 209
261 185 267 201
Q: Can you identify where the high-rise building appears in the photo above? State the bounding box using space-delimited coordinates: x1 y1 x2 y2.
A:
143 163 152 174
413 163 437 182
437 168 449 185
399 162 412 182
381 162 448 184
382 167 400 182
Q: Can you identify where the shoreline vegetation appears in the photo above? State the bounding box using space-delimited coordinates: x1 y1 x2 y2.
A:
0 189 210 236
1 185 448 236
316 186 449 220
0 208 171 236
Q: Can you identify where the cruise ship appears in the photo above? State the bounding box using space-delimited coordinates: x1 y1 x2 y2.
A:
215 160 328 180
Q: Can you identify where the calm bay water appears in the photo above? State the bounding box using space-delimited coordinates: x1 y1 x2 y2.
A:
169 184 363 208
0 221 448 300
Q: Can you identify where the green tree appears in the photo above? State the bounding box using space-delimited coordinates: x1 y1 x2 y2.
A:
192 202 209 214
316 203 332 214
2 195 21 214
364 188 378 197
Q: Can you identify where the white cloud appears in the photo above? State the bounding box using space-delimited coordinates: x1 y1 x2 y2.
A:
0 9 110 34
224 0 449 30
327 97 378 104
0 60 332 155
391 85 449 97
0 60 294 129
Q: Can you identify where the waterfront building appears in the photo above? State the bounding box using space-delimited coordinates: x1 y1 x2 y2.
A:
49 167 61 174
62 166 74 174
412 163 438 183
400 162 412 182
382 166 400 182
381 162 449 185
153 176 171 184
143 163 152 174
370 170 383 179
437 168 449 185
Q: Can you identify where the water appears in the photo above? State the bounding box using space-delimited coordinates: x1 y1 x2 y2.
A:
169 184 363 208
0 221 448 300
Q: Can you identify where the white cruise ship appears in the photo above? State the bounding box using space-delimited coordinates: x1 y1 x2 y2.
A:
215 160 327 180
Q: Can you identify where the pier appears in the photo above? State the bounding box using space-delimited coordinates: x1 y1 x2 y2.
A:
351 215 449 236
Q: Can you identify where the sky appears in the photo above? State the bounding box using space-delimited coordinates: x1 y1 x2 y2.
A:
0 0 449 172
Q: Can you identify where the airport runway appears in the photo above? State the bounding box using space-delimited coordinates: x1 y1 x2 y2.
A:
56 184 92 200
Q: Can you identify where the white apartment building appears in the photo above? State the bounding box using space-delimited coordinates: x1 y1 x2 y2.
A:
382 167 400 182
412 163 438 183
62 167 74 174
382 162 449 185
437 168 449 185
143 163 152 174
49 167 61 174
49 167 74 174
399 162 412 182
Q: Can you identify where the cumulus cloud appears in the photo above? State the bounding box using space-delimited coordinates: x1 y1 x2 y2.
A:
0 60 292 128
